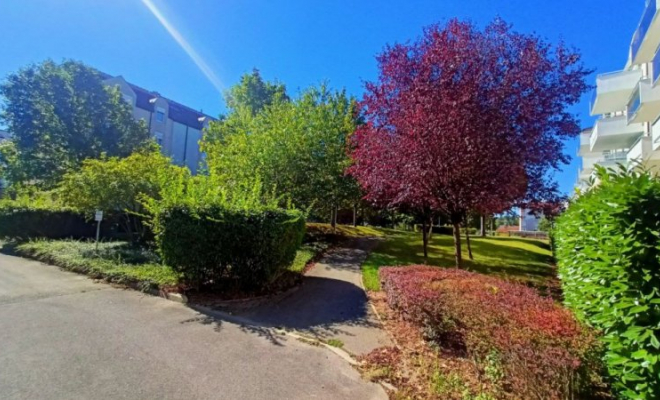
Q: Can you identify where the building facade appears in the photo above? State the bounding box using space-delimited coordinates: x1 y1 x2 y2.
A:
578 0 660 189
102 75 216 174
519 208 541 232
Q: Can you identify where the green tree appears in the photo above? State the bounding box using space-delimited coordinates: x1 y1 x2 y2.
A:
225 68 288 115
59 146 187 242
0 60 150 187
203 83 360 221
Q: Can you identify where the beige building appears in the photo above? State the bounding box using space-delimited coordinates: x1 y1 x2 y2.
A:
102 74 216 174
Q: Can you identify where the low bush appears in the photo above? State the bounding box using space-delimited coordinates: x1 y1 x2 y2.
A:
16 240 179 290
380 266 602 399
555 166 660 399
154 205 305 291
0 203 94 240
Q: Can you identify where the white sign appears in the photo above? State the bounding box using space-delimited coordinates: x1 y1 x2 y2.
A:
95 210 104 222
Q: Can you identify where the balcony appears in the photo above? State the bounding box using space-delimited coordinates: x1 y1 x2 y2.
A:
628 136 660 169
578 129 593 156
590 69 643 115
590 115 645 152
628 136 652 163
628 78 660 123
654 48 660 85
631 0 660 65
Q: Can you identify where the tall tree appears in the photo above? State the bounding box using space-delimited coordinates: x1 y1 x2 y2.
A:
0 60 150 187
350 19 590 267
204 83 360 220
225 68 289 115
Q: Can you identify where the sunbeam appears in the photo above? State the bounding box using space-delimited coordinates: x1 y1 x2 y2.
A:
140 0 224 94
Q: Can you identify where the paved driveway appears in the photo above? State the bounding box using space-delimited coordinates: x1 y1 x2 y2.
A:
0 253 386 400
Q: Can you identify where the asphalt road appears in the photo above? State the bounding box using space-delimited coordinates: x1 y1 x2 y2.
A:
0 253 386 400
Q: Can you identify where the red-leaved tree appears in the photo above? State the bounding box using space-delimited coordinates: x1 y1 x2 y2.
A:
350 19 590 267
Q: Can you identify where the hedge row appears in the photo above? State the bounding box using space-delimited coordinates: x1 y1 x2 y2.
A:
555 167 660 399
380 266 601 399
154 205 306 291
0 205 96 240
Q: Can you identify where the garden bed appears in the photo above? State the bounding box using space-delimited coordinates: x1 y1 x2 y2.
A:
13 240 180 292
10 228 337 301
359 266 609 400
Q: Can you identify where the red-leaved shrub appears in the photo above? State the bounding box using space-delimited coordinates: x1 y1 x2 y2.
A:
380 266 601 400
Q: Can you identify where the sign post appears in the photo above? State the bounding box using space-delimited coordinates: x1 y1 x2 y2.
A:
94 210 103 251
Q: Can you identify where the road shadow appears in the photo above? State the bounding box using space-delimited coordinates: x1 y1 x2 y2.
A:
185 276 380 344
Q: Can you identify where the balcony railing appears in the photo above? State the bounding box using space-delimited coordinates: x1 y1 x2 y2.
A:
628 86 643 120
603 151 628 162
632 0 658 62
654 48 660 85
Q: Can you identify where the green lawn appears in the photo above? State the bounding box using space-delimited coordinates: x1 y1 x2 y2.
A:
289 242 331 273
362 229 555 291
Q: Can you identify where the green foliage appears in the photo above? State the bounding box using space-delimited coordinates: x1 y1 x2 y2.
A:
537 216 553 232
555 165 660 399
224 68 288 115
0 204 92 240
203 83 361 220
15 240 179 289
0 60 150 187
59 146 187 242
153 205 305 291
0 194 95 240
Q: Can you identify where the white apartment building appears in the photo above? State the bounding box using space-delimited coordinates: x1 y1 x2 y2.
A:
578 0 660 189
102 74 216 174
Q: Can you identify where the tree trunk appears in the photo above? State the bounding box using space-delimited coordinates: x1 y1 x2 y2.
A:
480 214 486 237
353 203 358 227
422 218 429 263
465 223 474 260
452 222 462 268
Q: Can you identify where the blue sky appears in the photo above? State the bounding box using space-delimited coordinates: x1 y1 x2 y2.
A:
0 0 646 194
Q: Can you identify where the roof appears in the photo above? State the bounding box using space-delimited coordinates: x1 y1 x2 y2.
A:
495 225 520 233
100 71 217 130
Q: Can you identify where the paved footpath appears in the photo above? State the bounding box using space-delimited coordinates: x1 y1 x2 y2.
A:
237 237 392 356
0 252 386 400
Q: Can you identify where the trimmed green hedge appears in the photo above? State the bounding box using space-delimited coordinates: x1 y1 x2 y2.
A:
555 167 660 399
0 205 95 240
154 205 305 290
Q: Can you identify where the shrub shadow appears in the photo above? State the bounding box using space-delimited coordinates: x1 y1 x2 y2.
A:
185 274 382 347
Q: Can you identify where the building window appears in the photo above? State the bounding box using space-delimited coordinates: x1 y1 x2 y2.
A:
154 132 164 146
155 107 166 122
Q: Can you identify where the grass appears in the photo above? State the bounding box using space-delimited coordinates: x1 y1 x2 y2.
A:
289 242 330 273
361 229 554 291
306 223 386 238
325 338 344 348
14 240 180 289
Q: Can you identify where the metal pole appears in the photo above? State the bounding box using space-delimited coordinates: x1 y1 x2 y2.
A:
96 220 101 251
